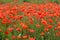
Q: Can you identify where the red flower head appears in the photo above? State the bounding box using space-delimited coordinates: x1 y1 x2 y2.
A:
7 28 13 32
28 29 35 33
41 19 48 26
29 37 35 40
16 28 21 32
4 31 9 35
20 22 28 30
12 35 16 39
40 32 45 36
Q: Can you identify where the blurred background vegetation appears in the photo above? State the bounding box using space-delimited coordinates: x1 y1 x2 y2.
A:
0 0 60 4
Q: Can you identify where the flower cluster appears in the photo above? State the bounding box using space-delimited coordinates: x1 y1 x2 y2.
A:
0 2 60 40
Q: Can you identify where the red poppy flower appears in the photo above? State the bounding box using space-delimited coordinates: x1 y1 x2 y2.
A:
29 37 35 40
36 24 40 28
17 35 21 39
20 22 28 30
41 19 48 26
12 35 16 39
44 28 49 32
23 35 28 39
16 28 21 32
28 29 35 33
40 32 45 36
7 28 13 32
0 29 2 32
4 31 9 35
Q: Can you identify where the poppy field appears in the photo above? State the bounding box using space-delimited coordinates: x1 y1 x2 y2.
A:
0 0 60 40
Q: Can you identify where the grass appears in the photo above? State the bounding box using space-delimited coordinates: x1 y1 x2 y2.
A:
0 0 60 4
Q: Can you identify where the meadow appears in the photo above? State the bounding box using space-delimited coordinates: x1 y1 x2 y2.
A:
0 0 60 40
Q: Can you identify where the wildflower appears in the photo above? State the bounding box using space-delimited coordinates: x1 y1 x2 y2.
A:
29 37 35 40
40 32 45 36
2 18 7 24
16 28 21 32
23 35 28 39
7 28 13 32
4 31 9 35
12 35 16 39
36 24 40 28
56 32 60 37
44 28 49 32
47 25 52 29
7 20 12 24
41 19 48 26
54 28 58 30
48 18 53 23
17 35 21 39
20 22 28 30
0 29 2 32
28 29 35 33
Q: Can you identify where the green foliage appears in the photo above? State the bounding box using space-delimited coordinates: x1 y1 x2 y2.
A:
0 0 60 4
0 0 13 3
